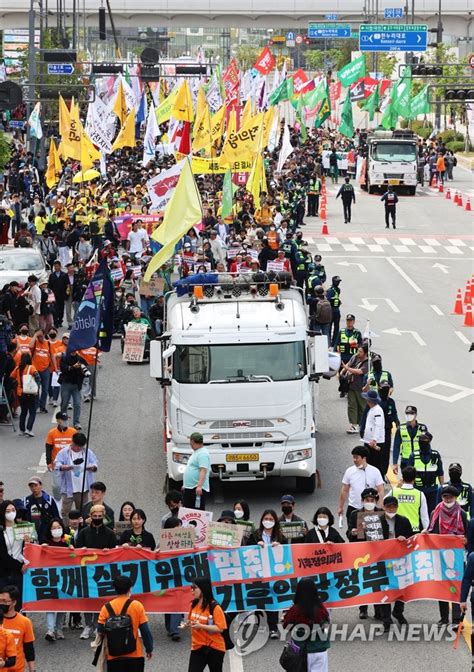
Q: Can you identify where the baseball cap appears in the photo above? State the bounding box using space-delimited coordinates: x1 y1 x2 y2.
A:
190 432 204 444
56 411 68 421
361 487 379 500
383 496 398 507
440 485 460 497
346 313 355 321
281 494 295 504
405 405 417 414
28 477 42 486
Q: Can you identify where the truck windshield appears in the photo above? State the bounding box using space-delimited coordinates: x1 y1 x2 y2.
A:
373 142 417 162
173 342 306 383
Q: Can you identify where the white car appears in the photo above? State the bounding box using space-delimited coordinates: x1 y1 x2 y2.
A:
0 248 47 287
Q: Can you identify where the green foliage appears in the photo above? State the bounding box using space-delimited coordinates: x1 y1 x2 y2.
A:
401 119 433 135
366 53 397 78
304 50 325 71
235 45 260 70
304 40 358 73
446 141 465 153
0 132 11 169
439 129 464 143
417 126 433 139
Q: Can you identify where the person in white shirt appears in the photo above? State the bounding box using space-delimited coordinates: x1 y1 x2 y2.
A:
25 274 41 333
360 389 385 474
208 230 226 266
337 446 385 528
127 221 148 257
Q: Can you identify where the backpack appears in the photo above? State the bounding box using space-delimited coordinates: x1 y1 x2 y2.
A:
210 601 234 650
315 299 332 324
103 598 136 657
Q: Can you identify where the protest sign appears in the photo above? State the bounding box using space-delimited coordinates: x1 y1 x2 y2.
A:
178 507 213 548
357 511 385 541
266 261 285 273
206 522 243 548
139 276 164 297
280 521 307 542
110 267 124 282
160 527 196 552
114 521 132 537
13 522 36 542
23 535 463 614
122 322 148 362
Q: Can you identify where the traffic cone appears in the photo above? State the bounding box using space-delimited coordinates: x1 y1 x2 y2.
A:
321 222 329 235
458 193 463 207
438 182 444 193
454 191 459 204
465 198 471 212
445 187 451 199
464 279 472 304
453 288 463 314
463 302 473 327
431 174 437 188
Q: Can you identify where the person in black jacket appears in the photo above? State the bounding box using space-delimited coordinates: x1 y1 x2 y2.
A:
303 507 345 544
59 346 88 429
0 501 29 609
48 261 69 327
119 508 156 550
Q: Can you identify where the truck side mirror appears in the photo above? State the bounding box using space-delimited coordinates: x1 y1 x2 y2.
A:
312 335 329 376
150 340 163 379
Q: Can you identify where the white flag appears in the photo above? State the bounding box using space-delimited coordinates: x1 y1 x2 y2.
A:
146 160 184 211
276 124 293 172
28 102 43 140
85 98 114 154
206 73 222 113
142 102 161 166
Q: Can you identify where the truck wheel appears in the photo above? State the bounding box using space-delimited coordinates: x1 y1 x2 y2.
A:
368 183 375 194
408 186 416 196
296 473 316 493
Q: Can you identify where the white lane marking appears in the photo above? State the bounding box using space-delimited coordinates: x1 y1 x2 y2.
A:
424 238 441 246
432 263 450 273
306 237 314 244
419 245 435 253
336 261 367 272
430 304 444 316
410 379 474 403
448 239 466 246
383 327 426 346
349 237 365 244
229 648 245 672
373 237 390 245
399 238 416 246
316 243 333 252
367 244 384 252
324 237 340 244
446 246 463 255
28 452 48 474
455 331 471 345
386 257 423 294
393 245 410 253
342 244 359 251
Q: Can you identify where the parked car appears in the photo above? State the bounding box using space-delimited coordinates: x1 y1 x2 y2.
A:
0 248 47 286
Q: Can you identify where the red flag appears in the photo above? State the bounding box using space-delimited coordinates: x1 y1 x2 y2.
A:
223 58 240 108
292 69 308 94
177 121 191 155
362 77 391 98
253 47 276 75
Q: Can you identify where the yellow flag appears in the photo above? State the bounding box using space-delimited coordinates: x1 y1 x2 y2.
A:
144 160 202 281
111 109 136 151
192 102 212 154
60 96 81 161
227 108 236 137
221 111 264 164
195 86 207 121
210 106 226 145
58 94 70 139
80 129 101 171
46 140 61 189
246 154 265 209
156 85 179 125
171 80 194 122
241 98 253 127
261 107 275 150
113 79 127 125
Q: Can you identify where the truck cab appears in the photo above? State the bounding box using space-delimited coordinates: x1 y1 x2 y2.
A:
365 129 418 195
150 273 339 494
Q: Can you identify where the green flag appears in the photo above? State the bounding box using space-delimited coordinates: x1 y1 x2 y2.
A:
338 89 354 138
221 169 233 219
361 82 381 121
314 96 331 129
409 84 430 119
393 66 412 119
296 95 307 141
302 79 327 109
381 82 399 130
268 79 289 106
337 55 366 87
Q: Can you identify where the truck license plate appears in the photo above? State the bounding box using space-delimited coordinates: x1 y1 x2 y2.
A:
226 453 259 462
388 179 400 185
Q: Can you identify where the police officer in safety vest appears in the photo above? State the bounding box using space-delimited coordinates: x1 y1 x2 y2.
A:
336 176 356 223
294 247 310 290
327 276 342 348
407 432 444 515
306 176 322 217
437 462 473 519
312 255 326 285
390 465 429 533
336 314 363 398
392 405 428 473
363 354 394 394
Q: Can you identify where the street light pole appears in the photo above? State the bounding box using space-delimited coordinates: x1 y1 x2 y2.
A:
27 0 37 130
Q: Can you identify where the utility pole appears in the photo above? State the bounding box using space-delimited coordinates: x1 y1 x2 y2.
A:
435 0 443 130
27 0 37 135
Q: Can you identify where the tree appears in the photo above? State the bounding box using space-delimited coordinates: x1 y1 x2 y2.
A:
304 50 325 71
0 131 11 170
366 53 397 79
235 45 260 70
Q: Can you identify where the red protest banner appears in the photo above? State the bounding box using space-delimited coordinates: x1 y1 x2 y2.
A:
292 68 309 94
223 58 240 107
253 47 276 75
22 535 463 614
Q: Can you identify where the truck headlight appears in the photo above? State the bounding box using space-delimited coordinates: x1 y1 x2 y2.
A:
284 448 312 463
172 452 190 465
373 173 383 181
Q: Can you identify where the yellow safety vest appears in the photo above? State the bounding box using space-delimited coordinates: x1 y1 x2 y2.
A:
392 486 422 532
413 450 441 490
399 422 427 460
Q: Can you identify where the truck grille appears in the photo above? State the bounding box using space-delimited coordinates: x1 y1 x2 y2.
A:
384 173 402 179
209 420 274 429
211 431 272 440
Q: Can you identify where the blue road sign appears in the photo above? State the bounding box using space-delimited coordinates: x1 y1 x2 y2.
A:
47 63 74 75
286 31 295 40
8 120 25 128
359 24 427 52
384 7 404 19
308 23 352 39
325 13 338 20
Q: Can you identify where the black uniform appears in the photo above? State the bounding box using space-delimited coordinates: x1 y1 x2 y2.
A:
381 190 399 228
326 283 341 347
336 182 356 223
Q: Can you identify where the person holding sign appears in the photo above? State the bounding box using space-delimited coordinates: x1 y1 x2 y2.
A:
119 509 156 550
0 502 29 610
183 433 210 511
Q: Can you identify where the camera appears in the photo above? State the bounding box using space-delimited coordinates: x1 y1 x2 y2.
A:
80 364 91 377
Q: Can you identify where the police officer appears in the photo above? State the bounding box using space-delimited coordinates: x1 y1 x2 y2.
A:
326 276 342 348
306 175 322 217
437 462 473 518
390 465 429 533
378 380 399 479
312 255 326 285
392 405 428 474
363 354 394 394
336 314 363 398
336 176 356 223
294 246 310 289
407 432 444 515
281 231 298 275
381 186 399 229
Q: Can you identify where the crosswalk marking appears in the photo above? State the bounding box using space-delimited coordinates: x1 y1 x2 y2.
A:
424 238 441 246
316 243 333 252
448 239 466 247
399 238 416 246
342 243 359 251
367 244 384 252
349 237 365 244
419 245 436 253
445 246 463 255
393 244 410 253
373 238 390 245
324 237 340 244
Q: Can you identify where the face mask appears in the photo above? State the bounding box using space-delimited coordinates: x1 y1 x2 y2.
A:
380 388 389 400
385 512 396 519
51 528 63 539
262 520 275 530
5 511 16 522
449 471 461 482
281 505 293 515
91 518 103 526
405 414 415 422
444 501 455 509
364 502 376 511
170 507 179 516
234 509 244 519
317 517 329 528
49 333 57 339
419 441 430 451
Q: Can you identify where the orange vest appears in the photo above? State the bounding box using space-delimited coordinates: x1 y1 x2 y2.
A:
49 340 65 371
77 347 99 366
31 341 52 372
15 334 31 354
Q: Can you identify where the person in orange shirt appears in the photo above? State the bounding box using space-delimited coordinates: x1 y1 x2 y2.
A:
183 577 227 672
13 325 31 355
436 153 446 184
29 330 52 413
45 411 76 501
46 328 65 407
0 585 36 672
11 353 40 437
77 346 100 402
0 611 17 669
97 575 153 672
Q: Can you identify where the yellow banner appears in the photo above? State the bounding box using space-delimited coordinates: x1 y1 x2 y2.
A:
191 156 253 174
221 112 264 163
156 86 179 125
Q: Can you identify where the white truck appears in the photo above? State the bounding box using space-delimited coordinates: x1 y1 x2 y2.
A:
364 129 418 195
150 273 339 494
